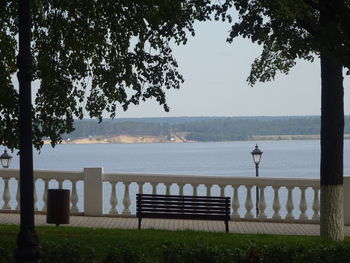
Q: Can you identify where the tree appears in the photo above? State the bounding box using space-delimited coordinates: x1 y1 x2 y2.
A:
1 1 213 261
0 0 212 150
213 0 350 240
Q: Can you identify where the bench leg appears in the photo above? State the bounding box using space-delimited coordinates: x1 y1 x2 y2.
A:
138 218 142 229
225 220 229 233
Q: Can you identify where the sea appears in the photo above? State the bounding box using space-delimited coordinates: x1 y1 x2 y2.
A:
7 139 350 177
2 140 350 216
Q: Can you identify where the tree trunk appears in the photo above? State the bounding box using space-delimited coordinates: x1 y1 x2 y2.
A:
320 55 344 241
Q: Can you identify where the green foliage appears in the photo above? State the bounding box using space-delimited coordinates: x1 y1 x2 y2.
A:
0 246 12 263
2 225 350 262
162 241 242 263
161 241 350 263
212 0 350 85
4 240 350 263
102 243 144 263
0 1 212 150
41 241 97 263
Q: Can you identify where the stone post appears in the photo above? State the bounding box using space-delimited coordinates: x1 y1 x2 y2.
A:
84 167 103 216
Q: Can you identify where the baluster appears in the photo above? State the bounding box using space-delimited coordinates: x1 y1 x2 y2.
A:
285 186 294 220
2 178 11 210
109 182 118 215
42 179 49 211
34 180 38 211
272 186 281 220
312 187 320 220
71 180 79 213
15 178 20 211
219 185 225 197
122 182 131 215
231 185 240 219
165 183 171 195
178 183 184 196
245 185 253 218
299 186 308 220
257 185 267 219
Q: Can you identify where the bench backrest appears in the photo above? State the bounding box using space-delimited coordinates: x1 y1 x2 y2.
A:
136 194 230 221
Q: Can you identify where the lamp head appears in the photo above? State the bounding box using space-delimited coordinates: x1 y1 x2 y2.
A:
251 144 263 165
0 149 12 168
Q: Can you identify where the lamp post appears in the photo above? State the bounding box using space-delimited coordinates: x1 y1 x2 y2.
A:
14 0 41 261
0 149 12 168
251 144 262 217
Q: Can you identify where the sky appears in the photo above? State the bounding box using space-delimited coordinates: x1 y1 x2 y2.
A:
115 19 350 119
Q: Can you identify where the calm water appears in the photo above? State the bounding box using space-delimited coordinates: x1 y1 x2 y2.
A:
7 139 350 178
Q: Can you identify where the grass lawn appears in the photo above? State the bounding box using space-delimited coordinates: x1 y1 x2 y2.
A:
1 224 350 262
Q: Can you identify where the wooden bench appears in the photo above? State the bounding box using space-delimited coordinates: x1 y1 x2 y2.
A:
136 194 231 232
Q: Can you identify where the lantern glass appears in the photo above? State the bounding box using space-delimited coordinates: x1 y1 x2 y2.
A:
0 150 12 168
251 145 262 165
252 153 261 165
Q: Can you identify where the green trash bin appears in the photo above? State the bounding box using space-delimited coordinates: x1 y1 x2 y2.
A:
46 189 70 226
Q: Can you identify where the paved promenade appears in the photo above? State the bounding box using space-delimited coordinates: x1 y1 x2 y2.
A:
2 213 350 236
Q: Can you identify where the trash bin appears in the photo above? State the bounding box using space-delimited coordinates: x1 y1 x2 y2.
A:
46 189 70 226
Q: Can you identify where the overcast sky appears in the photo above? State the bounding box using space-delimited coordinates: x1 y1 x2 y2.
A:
116 19 350 118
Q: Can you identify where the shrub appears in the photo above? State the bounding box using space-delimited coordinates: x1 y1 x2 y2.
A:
103 243 144 263
41 241 97 263
0 247 12 263
160 241 350 263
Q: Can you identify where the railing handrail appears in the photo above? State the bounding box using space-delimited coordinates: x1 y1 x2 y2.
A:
103 172 320 187
0 169 83 181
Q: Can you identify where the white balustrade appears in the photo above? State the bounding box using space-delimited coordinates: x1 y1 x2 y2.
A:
2 168 347 224
109 182 118 215
42 179 48 211
231 185 240 219
285 186 294 220
15 179 20 211
299 186 308 220
71 180 79 213
2 178 10 210
257 185 266 219
245 185 254 218
34 181 38 211
122 182 131 216
312 187 320 220
272 186 281 220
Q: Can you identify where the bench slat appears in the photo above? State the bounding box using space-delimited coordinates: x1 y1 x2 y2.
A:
137 208 228 214
137 213 228 221
138 194 228 200
138 200 228 206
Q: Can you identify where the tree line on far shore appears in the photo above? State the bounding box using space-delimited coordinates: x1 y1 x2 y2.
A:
62 116 350 142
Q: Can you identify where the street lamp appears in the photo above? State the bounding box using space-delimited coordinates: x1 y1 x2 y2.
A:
14 0 41 261
251 144 263 217
0 149 12 168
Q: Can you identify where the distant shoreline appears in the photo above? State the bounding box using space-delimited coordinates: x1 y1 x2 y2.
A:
44 134 350 145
